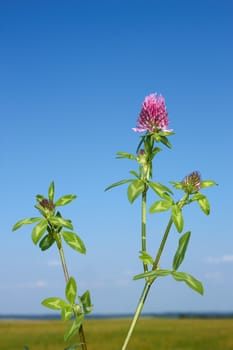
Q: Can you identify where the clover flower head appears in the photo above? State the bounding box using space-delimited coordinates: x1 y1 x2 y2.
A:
182 171 201 194
133 93 170 133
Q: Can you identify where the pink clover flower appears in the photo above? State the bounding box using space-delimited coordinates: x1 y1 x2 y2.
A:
133 93 170 133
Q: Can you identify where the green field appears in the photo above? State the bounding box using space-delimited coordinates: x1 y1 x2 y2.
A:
0 318 232 350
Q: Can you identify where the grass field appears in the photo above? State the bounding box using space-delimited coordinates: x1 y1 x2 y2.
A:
0 318 232 350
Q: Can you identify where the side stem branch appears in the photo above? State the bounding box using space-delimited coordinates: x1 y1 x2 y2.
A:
56 236 88 350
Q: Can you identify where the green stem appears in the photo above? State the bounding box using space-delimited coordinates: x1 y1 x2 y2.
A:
57 239 70 283
121 281 152 350
78 325 87 350
152 217 173 270
152 194 188 270
141 186 148 273
56 235 88 350
121 212 175 350
121 191 188 349
121 218 174 350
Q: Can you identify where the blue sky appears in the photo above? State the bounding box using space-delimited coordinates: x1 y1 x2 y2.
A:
0 0 232 316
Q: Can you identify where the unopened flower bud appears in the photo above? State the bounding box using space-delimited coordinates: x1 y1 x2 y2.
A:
182 171 201 194
137 149 147 165
40 198 55 211
138 149 145 156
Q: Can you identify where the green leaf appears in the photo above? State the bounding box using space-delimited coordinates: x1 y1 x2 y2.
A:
49 216 73 230
172 204 184 233
198 196 210 215
12 217 41 231
159 131 175 137
31 218 48 244
66 277 77 304
80 290 93 315
172 271 204 295
151 147 162 158
159 135 172 148
138 251 154 265
61 306 73 321
105 179 133 191
149 181 173 199
34 203 47 216
41 297 69 310
170 181 183 190
149 200 172 213
48 181 55 202
116 151 136 160
129 170 140 178
200 180 217 189
62 231 86 254
64 314 84 342
191 193 210 215
191 193 204 201
55 194 77 207
153 132 161 142
36 194 44 202
39 234 55 251
133 269 171 280
127 179 145 203
173 231 191 270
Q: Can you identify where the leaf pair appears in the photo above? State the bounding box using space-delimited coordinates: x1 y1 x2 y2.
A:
134 231 203 295
13 215 86 254
42 277 93 342
12 217 48 244
106 178 173 205
105 177 145 204
134 269 203 295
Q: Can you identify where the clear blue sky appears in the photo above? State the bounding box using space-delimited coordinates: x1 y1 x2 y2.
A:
0 0 232 316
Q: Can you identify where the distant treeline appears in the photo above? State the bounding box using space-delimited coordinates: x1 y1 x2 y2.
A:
1 312 233 320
